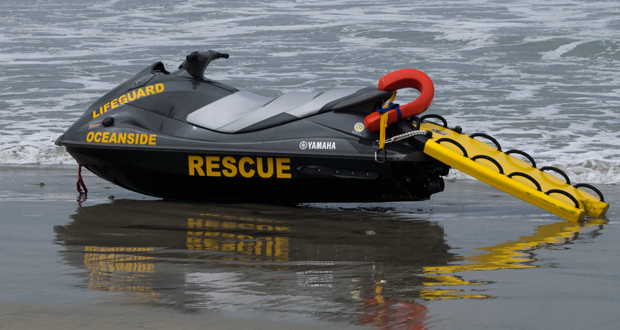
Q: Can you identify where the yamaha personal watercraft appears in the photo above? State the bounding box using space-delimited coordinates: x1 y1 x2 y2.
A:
56 50 448 203
57 50 609 222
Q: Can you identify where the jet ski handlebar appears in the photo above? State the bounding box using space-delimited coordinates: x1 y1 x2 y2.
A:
180 50 229 79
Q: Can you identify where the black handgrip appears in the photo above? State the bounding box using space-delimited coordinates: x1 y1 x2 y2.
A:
545 189 580 209
471 155 504 174
420 114 448 128
182 50 230 78
435 138 468 157
540 166 571 185
470 133 502 151
507 172 542 191
505 149 537 168
574 183 605 202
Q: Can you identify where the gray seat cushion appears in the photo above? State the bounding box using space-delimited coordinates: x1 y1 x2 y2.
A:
186 91 273 132
186 87 387 133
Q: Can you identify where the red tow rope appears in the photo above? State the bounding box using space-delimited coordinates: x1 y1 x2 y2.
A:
77 164 88 194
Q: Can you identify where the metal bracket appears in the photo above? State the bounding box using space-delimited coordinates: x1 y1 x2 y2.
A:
374 148 387 163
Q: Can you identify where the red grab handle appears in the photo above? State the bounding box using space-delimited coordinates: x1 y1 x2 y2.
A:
364 69 434 132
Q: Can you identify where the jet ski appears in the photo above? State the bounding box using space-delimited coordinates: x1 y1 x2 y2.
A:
56 50 449 203
57 50 609 222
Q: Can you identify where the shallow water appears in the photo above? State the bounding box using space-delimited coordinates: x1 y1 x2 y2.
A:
0 0 619 183
1 166 618 329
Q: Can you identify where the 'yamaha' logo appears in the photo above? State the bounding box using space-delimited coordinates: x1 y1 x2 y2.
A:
299 141 336 150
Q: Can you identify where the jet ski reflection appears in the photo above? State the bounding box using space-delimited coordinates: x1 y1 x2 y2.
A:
54 201 607 328
54 200 450 327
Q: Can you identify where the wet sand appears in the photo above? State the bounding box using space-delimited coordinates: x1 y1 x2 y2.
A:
0 166 618 329
0 302 362 330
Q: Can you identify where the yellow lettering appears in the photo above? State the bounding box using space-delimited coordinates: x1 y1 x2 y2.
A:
127 133 135 144
127 91 136 101
118 95 127 104
188 156 205 176
222 156 237 177
136 88 146 99
274 237 289 259
155 83 164 93
145 85 155 95
237 239 253 255
93 110 99 119
86 132 94 142
221 242 235 252
118 133 126 144
188 156 290 179
205 156 221 177
104 103 110 112
139 134 148 144
276 158 291 178
94 132 102 142
239 157 255 178
257 157 274 178
111 98 118 109
255 240 262 256
148 134 156 145
102 132 110 143
265 238 273 257
108 132 117 144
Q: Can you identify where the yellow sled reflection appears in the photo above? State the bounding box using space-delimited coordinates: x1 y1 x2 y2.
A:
420 218 608 300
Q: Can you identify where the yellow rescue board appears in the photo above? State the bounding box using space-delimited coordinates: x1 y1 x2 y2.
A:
420 122 609 222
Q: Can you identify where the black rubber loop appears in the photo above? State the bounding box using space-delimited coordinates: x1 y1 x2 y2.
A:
507 172 542 191
436 138 468 157
540 166 571 185
470 133 502 151
408 116 422 130
471 155 504 174
421 114 448 128
574 183 605 203
545 189 580 209
505 149 537 168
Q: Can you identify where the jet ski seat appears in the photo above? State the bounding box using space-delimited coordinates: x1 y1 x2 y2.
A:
186 87 392 133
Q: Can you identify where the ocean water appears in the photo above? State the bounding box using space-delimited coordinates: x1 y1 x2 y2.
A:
1 0 619 183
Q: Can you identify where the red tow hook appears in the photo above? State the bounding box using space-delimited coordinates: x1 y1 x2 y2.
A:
77 164 88 194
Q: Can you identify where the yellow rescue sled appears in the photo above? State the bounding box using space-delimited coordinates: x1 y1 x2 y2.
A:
411 119 608 222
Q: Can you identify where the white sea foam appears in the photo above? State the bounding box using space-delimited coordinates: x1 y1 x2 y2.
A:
541 40 590 60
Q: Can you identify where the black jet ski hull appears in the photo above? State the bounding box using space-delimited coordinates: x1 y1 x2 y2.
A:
65 145 446 203
57 52 449 203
